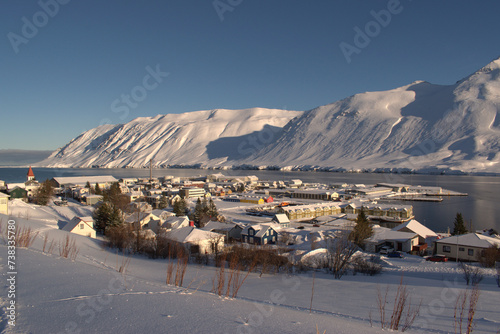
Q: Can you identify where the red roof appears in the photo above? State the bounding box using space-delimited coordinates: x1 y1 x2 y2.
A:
27 166 35 177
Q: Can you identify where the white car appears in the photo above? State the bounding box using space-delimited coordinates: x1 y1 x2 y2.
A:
379 246 395 255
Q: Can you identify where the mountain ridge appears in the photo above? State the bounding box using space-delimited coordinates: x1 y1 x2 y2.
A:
38 57 500 174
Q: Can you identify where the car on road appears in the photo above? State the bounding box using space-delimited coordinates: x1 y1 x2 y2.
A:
379 246 395 255
425 254 449 262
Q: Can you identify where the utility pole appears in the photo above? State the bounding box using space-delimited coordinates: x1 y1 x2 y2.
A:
149 158 153 186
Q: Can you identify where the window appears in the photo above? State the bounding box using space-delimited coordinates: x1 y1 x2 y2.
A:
459 247 465 252
443 245 451 253
468 249 474 256
249 229 254 236
80 223 84 229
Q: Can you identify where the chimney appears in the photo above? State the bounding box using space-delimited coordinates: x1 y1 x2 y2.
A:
189 221 195 227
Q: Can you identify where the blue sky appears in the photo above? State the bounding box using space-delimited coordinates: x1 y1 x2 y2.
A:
1 0 500 150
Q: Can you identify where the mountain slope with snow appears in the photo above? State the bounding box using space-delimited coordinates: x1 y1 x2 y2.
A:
39 57 500 173
39 108 302 168
247 57 500 173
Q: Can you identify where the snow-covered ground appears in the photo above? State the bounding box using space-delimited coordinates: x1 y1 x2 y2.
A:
1 200 500 333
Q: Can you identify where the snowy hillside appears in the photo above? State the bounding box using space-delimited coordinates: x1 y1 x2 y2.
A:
248 57 500 173
39 57 500 173
38 108 302 168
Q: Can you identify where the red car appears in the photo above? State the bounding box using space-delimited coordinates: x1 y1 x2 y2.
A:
426 255 449 262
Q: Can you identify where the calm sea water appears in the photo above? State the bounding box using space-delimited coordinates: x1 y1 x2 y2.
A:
1 167 499 233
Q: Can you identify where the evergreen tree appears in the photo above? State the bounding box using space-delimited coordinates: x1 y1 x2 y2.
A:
173 198 187 216
349 209 373 249
33 179 54 206
93 202 123 234
194 198 203 224
207 198 218 219
95 183 102 195
104 182 122 207
158 195 169 209
452 212 468 235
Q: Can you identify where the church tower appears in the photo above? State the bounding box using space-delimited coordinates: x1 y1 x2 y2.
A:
27 166 35 181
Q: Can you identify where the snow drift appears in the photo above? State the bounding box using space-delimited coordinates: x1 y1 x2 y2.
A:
39 57 500 173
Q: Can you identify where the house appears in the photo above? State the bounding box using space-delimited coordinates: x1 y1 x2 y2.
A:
392 219 438 253
201 221 243 241
124 212 161 233
61 216 96 238
164 226 225 254
273 214 290 228
364 226 419 253
151 209 176 223
241 224 278 245
179 187 205 199
50 176 118 189
162 216 190 230
8 186 27 199
84 194 103 206
434 233 500 262
0 193 9 215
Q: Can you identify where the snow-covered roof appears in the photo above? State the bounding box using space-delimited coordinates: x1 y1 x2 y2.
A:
52 176 118 186
201 221 237 232
166 226 223 243
437 233 500 248
392 219 437 238
366 226 417 243
125 212 159 224
62 216 94 232
273 213 290 224
0 193 9 198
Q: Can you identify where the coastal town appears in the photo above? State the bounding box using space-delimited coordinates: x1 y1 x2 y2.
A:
3 166 499 267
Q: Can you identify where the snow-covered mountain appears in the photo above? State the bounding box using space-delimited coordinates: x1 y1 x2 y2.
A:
40 57 500 173
245 57 500 173
39 108 302 168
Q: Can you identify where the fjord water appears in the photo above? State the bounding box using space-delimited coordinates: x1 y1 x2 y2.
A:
1 167 498 233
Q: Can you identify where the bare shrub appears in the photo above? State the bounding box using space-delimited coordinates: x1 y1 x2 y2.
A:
377 277 421 332
351 255 382 276
459 262 484 286
116 251 131 274
106 224 134 251
326 231 358 279
42 233 49 253
16 226 39 248
59 235 79 260
454 285 480 334
479 246 500 268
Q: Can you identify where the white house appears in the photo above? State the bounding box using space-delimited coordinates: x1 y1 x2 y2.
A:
162 216 190 230
392 219 438 252
62 216 96 238
434 233 500 262
0 193 9 215
365 226 419 253
164 226 225 254
125 212 161 233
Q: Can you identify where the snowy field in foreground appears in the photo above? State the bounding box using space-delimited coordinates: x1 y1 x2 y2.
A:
0 202 499 333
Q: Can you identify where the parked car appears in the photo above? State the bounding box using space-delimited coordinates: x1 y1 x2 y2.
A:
379 246 395 255
426 254 448 262
387 251 404 258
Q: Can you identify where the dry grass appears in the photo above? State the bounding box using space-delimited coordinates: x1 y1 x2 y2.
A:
377 276 421 332
454 285 480 334
59 235 79 260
